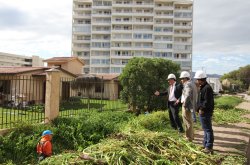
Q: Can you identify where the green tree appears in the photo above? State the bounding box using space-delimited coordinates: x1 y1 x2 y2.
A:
221 65 250 91
119 57 180 114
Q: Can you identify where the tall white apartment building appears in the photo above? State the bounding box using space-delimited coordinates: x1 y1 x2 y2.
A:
72 0 193 74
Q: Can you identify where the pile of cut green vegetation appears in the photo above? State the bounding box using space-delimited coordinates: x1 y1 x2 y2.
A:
41 130 223 165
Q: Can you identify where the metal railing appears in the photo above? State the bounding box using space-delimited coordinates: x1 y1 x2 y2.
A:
59 77 127 117
0 75 45 129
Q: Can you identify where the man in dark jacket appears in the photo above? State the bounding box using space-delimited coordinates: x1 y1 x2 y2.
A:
194 70 214 154
155 73 184 133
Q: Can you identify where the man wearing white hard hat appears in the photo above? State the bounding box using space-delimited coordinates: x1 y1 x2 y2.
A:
194 70 214 154
179 71 196 142
155 73 184 133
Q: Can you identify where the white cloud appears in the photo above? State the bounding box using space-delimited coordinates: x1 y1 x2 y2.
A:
0 0 72 57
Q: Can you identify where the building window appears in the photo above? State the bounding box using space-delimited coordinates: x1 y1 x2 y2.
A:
95 83 104 93
24 59 32 62
0 80 11 94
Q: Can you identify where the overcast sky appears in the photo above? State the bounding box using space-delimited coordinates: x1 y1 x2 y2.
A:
0 0 250 75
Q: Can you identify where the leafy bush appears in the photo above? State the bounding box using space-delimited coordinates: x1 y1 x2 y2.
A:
0 111 134 164
52 111 134 151
0 123 52 164
126 111 171 132
119 57 180 113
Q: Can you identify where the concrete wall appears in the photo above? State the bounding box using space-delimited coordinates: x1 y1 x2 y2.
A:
63 60 83 75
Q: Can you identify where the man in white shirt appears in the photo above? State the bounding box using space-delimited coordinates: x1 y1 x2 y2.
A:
155 74 184 133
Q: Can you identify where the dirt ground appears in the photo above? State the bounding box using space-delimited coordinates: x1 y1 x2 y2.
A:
194 94 250 156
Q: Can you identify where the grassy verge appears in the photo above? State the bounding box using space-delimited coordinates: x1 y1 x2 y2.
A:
215 95 243 109
213 95 250 124
213 108 250 125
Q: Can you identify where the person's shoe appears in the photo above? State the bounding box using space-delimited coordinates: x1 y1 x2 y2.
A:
202 148 213 154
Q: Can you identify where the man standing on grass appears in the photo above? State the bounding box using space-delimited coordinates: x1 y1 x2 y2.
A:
155 73 184 133
180 71 195 142
194 70 214 154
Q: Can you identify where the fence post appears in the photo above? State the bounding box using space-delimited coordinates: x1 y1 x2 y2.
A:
45 68 60 123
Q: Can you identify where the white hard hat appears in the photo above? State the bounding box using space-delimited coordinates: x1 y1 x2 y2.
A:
167 74 176 80
179 71 190 79
194 70 207 79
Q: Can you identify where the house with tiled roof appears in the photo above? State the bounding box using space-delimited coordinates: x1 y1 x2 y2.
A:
74 73 121 100
44 57 84 75
0 66 77 106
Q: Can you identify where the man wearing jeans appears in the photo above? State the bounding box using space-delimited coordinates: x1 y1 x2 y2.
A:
194 70 214 154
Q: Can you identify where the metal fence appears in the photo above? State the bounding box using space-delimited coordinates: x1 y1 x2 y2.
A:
59 77 127 117
0 75 45 129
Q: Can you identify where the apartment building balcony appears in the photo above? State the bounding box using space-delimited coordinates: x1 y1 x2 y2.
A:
111 46 134 51
92 30 111 34
174 41 192 45
154 31 174 35
133 38 153 42
92 21 111 26
81 56 90 60
154 23 173 27
111 35 132 40
174 17 192 21
90 65 110 70
91 39 111 43
73 0 92 2
154 14 174 19
131 12 154 17
73 14 91 19
112 11 133 16
133 3 154 8
133 29 153 33
110 55 133 59
73 32 91 36
173 49 192 54
154 6 174 11
91 14 111 18
112 29 133 33
110 64 126 68
132 47 153 51
111 20 133 25
112 2 134 8
132 21 154 25
92 6 112 10
174 32 192 37
174 25 192 30
154 40 173 44
74 7 92 11
72 39 91 43
72 47 90 51
91 47 110 51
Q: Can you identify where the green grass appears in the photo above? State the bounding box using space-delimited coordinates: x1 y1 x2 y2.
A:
0 107 44 129
59 99 127 117
213 108 250 125
213 95 250 124
0 99 127 129
215 96 243 109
